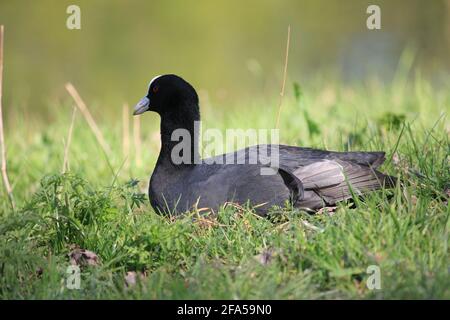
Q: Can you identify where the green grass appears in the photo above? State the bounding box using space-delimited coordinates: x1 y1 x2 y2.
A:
0 75 449 299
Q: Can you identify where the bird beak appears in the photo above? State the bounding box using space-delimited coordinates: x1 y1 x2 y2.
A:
133 97 150 115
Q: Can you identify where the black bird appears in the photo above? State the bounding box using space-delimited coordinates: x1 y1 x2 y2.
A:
133 74 395 215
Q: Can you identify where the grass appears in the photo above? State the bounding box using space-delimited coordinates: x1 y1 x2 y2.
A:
0 74 449 299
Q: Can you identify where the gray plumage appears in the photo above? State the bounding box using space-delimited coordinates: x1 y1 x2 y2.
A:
133 74 396 216
149 144 395 215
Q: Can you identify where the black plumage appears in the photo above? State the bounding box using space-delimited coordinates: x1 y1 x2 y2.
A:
133 74 396 215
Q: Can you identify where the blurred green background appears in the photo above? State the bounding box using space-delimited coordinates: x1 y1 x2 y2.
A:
1 0 450 125
1 1 450 300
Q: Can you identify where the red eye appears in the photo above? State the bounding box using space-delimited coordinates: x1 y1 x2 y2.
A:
152 86 159 93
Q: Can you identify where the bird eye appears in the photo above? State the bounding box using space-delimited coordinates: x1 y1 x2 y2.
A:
152 86 159 93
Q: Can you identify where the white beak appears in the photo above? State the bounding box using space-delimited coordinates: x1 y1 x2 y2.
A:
133 97 150 115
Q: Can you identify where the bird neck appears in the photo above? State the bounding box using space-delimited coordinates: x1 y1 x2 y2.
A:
158 104 201 168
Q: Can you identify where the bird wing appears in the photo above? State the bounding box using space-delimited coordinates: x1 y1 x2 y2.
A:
292 159 396 210
203 144 394 211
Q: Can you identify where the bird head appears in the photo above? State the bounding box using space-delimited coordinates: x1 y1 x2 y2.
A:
133 74 199 118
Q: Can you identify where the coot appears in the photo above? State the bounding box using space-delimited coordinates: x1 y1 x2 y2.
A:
133 74 395 215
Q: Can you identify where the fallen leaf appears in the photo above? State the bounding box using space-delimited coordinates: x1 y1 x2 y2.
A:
392 152 400 166
69 248 100 267
124 271 146 287
317 206 337 216
301 220 324 232
254 247 283 266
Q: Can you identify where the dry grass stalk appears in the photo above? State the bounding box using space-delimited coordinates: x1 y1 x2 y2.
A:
0 25 15 210
65 82 111 155
275 25 291 129
62 106 77 173
122 104 130 168
133 115 142 167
